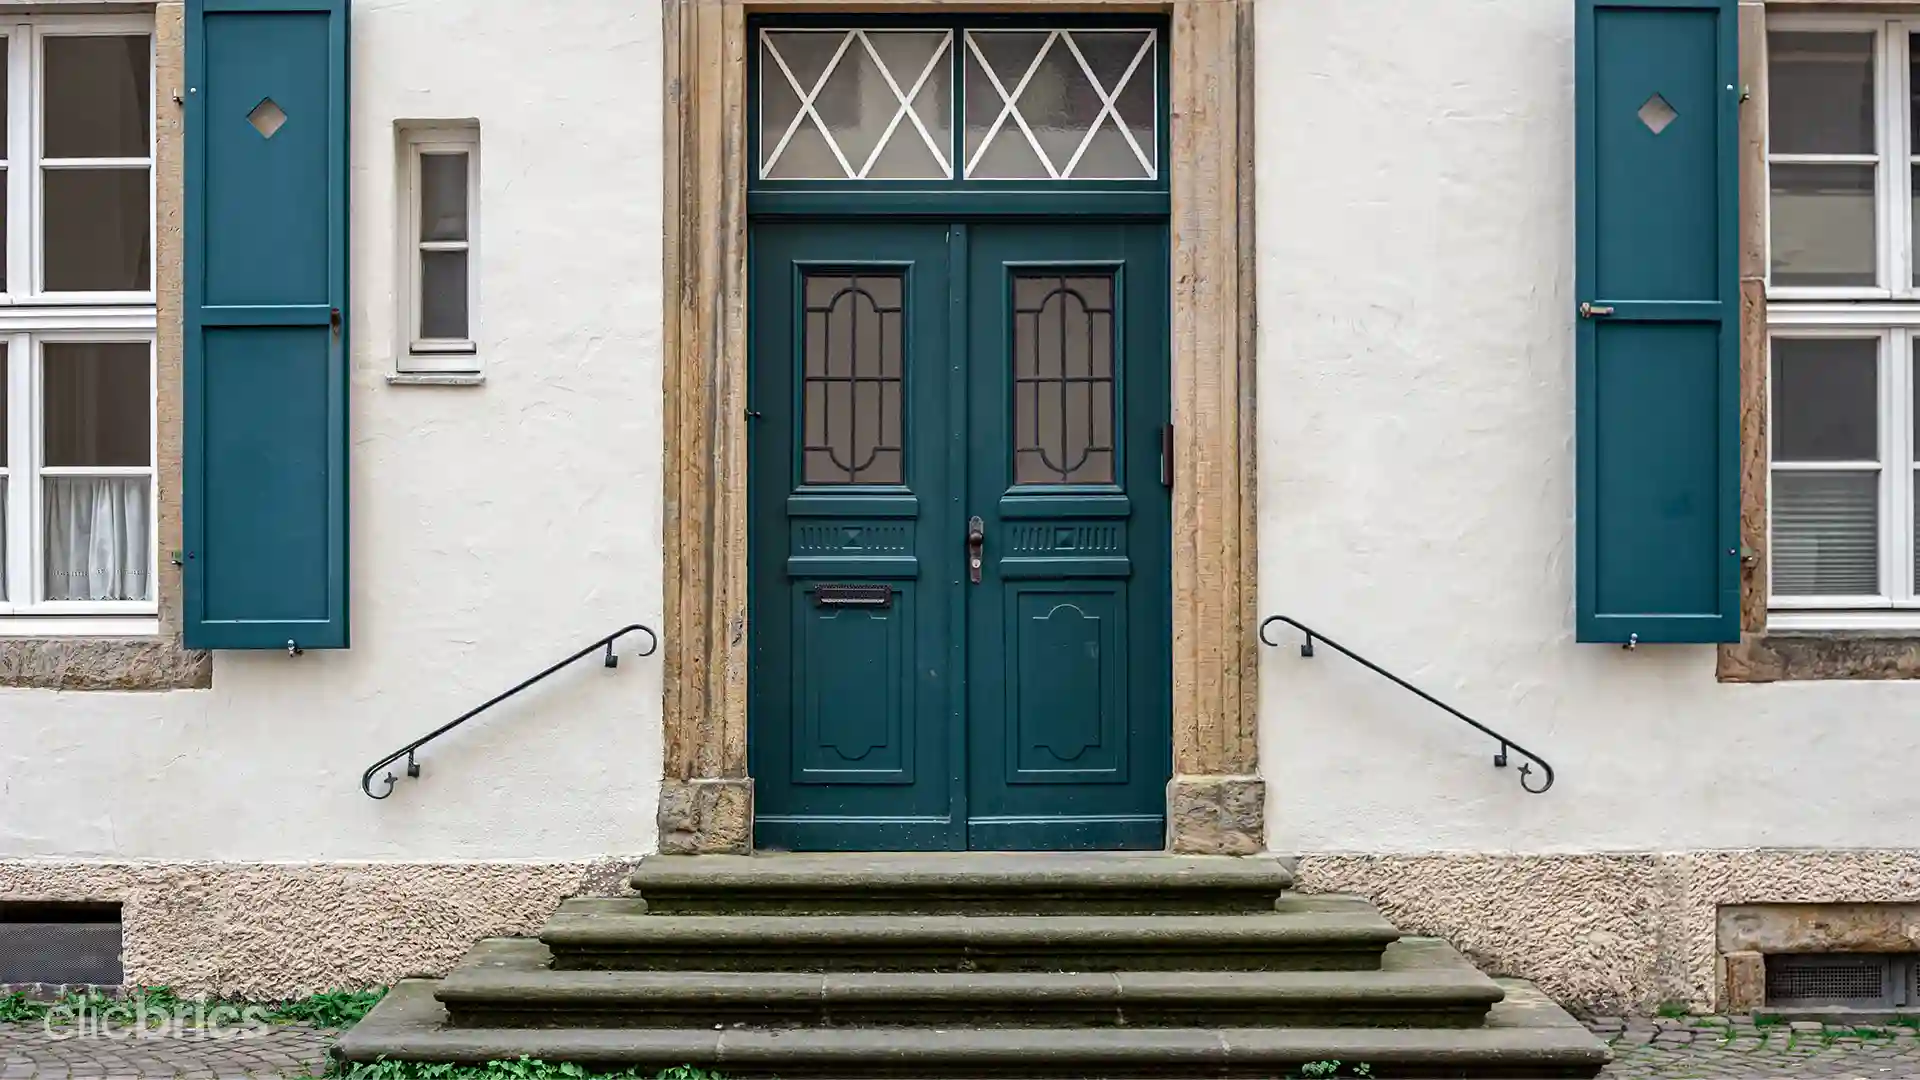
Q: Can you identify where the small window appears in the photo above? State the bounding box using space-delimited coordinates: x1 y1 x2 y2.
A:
398 125 478 372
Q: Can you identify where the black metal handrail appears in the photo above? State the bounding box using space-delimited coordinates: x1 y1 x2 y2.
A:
360 623 660 799
1258 615 1554 794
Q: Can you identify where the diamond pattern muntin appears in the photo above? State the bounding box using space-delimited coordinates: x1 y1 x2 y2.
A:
760 30 954 180
965 29 1156 180
757 26 1159 182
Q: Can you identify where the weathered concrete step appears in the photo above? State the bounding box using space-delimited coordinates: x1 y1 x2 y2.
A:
438 937 1502 1029
342 978 1608 1078
629 853 1295 915
541 895 1399 973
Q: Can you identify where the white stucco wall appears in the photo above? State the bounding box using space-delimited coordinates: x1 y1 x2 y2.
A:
1255 0 1920 855
1 0 666 863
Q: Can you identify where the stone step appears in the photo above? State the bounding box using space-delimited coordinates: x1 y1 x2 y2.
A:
540 895 1400 973
628 853 1296 915
341 978 1609 1078
437 937 1504 1029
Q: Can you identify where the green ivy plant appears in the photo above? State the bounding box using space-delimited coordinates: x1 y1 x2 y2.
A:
334 1059 725 1080
0 985 384 1029
1291 1061 1373 1078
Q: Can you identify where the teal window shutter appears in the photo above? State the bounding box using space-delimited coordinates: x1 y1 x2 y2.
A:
184 0 350 650
1576 0 1740 644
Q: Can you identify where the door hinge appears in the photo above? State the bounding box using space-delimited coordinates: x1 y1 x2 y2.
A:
1160 424 1173 487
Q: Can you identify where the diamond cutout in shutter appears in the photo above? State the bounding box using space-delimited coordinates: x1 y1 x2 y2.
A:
1638 92 1677 135
247 98 287 139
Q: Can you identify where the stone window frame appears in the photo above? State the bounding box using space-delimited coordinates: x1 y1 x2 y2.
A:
1720 0 1920 682
0 1 204 692
658 0 1261 853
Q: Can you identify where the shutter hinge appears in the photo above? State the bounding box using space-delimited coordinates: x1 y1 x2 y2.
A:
1160 424 1173 487
1579 302 1615 318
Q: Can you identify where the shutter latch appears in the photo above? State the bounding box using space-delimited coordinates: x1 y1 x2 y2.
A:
287 640 305 657
1579 302 1615 318
330 307 342 339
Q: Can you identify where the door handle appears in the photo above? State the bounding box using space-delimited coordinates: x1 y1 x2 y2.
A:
967 515 985 585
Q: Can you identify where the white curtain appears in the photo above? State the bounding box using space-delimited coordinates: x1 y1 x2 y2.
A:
44 477 149 602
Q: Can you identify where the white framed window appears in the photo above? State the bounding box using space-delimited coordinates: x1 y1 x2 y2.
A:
0 16 157 636
1767 18 1920 628
397 125 478 373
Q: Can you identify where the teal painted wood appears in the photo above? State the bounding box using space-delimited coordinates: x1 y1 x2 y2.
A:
747 221 1171 852
1575 0 1740 644
965 224 1169 851
749 223 962 852
184 0 350 650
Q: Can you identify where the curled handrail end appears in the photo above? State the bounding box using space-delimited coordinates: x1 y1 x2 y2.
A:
361 768 399 800
1518 757 1555 794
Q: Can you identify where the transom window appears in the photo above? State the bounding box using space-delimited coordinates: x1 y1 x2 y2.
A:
0 17 156 635
755 22 1161 183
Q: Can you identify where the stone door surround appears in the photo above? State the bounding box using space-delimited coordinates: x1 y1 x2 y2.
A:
657 0 1261 854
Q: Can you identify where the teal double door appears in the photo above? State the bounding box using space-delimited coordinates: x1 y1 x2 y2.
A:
748 219 1171 851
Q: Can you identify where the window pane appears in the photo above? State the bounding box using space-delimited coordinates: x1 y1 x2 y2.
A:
761 31 952 181
43 342 150 467
1014 273 1115 485
1771 338 1877 461
1773 470 1879 596
802 272 903 484
1769 31 1875 155
44 36 151 159
44 168 150 292
420 153 468 242
0 38 11 158
43 476 149 601
1770 163 1875 287
419 250 470 340
964 31 1153 180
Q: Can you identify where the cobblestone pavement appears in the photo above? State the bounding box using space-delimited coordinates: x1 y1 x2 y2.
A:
1591 1015 1920 1079
0 1021 332 1079
13 1014 1920 1078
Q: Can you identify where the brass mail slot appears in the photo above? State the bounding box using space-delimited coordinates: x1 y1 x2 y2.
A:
814 584 893 608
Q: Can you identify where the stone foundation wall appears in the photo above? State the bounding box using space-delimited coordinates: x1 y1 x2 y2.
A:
11 852 1920 1009
0 861 639 998
1295 850 1920 1015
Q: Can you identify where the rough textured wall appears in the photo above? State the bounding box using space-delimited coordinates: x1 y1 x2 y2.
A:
1 0 667 863
1297 852 1920 1014
1255 0 1920 853
0 861 637 997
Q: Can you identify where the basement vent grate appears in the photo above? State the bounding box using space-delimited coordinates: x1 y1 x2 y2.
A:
1767 953 1894 1007
0 902 123 986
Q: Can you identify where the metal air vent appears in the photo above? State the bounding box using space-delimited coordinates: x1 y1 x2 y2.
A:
1766 953 1896 1007
0 902 123 986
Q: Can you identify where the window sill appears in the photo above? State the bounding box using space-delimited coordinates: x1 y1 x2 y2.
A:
0 634 209 691
1718 631 1920 683
0 616 159 637
387 371 485 387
